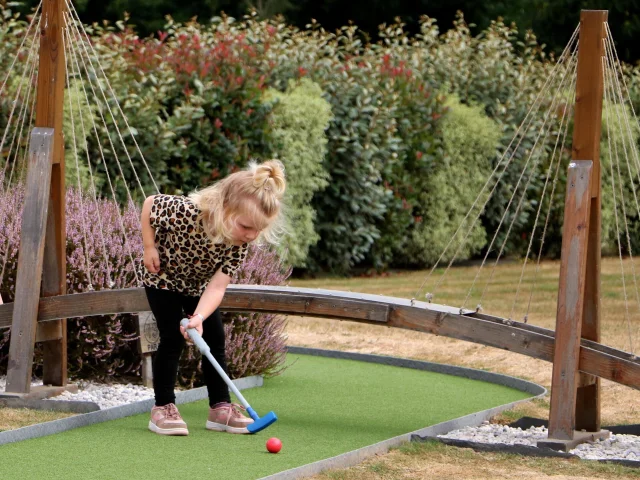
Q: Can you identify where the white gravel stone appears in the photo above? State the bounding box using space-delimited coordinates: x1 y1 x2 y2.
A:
439 422 640 461
0 376 154 410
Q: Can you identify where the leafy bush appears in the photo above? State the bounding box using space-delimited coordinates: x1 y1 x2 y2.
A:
304 34 398 273
5 6 640 276
63 80 100 192
413 15 558 258
263 78 332 268
52 16 279 202
405 96 500 266
522 100 640 260
368 41 448 269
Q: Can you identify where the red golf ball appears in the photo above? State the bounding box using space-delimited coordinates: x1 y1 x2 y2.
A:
266 437 282 453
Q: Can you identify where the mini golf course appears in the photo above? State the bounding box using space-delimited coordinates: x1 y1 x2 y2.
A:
0 351 541 479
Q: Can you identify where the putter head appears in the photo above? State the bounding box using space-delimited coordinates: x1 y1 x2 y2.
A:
247 411 277 434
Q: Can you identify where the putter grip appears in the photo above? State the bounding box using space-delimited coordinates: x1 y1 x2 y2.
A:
180 318 210 354
179 318 251 411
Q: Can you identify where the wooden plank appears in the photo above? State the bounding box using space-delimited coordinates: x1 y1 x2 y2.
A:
388 306 554 362
0 286 463 327
5 128 55 394
35 0 67 387
1 287 640 387
388 305 640 391
548 161 593 440
228 285 475 315
0 287 391 325
572 9 608 434
37 288 150 320
471 311 637 363
223 290 390 322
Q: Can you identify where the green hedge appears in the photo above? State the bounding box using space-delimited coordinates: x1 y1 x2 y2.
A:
405 96 500 266
3 8 640 274
264 78 332 268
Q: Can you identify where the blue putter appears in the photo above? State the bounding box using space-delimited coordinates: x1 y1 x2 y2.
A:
180 319 277 433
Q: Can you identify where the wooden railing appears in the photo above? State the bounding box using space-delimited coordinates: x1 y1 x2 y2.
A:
1 285 639 390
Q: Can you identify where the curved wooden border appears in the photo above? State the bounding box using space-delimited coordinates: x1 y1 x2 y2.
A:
1 286 639 389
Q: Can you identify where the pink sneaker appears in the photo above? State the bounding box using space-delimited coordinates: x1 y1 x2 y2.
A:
148 403 189 436
206 402 254 434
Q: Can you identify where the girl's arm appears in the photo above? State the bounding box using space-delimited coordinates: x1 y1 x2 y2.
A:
141 195 160 273
180 269 231 338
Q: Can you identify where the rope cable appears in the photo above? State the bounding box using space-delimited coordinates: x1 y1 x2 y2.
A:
462 48 579 310
65 1 159 195
63 21 115 287
414 26 581 302
603 55 634 354
63 20 141 285
513 70 578 321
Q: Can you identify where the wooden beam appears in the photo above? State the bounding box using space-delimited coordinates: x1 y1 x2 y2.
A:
5 128 54 394
548 161 593 440
2 286 640 390
572 9 607 434
34 0 66 150
34 0 67 386
571 10 607 195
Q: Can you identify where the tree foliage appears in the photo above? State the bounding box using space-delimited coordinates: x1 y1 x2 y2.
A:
14 0 640 64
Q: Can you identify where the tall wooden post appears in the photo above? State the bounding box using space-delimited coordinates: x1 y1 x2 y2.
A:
37 0 67 387
4 0 67 394
538 10 609 451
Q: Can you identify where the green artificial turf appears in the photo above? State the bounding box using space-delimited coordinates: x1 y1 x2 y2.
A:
0 354 531 480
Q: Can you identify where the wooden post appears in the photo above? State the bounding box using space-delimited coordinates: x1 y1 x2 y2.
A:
572 10 607 435
4 0 67 394
137 312 160 388
5 129 55 393
539 10 609 451
35 0 67 387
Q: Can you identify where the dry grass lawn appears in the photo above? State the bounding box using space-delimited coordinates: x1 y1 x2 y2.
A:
0 407 75 431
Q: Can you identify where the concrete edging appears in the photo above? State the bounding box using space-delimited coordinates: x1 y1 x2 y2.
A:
0 375 263 446
259 347 546 480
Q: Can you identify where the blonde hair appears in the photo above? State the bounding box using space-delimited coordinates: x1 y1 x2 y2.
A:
189 159 286 245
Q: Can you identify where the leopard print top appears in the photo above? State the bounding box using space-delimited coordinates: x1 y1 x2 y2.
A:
141 194 248 296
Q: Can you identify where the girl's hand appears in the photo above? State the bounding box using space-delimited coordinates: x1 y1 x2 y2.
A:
180 313 204 340
143 246 161 273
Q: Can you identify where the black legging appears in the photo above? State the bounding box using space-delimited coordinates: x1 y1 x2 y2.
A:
144 286 231 407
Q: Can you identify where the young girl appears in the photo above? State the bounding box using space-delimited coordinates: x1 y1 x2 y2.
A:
140 159 286 436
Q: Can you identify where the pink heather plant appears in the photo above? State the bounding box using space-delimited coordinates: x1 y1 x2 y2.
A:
0 186 291 384
0 185 143 379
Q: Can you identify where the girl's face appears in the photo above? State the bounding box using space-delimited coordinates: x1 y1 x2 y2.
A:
229 213 262 246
